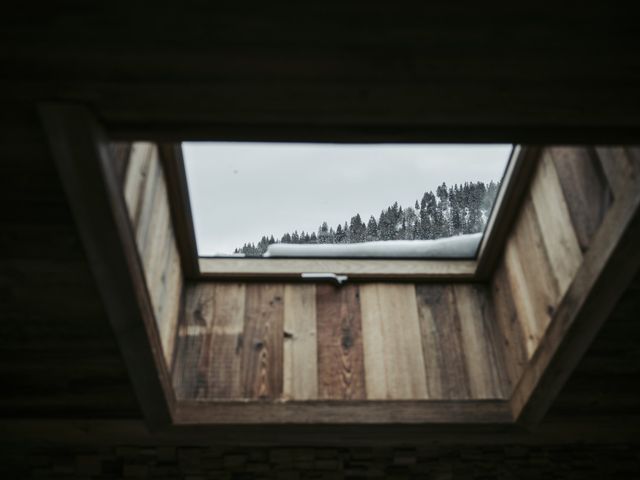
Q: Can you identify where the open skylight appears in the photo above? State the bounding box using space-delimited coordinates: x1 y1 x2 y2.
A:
183 143 512 259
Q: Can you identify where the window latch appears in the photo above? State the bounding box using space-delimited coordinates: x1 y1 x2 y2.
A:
301 273 348 286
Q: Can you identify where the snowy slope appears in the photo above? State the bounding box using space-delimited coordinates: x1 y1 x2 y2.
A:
263 232 482 258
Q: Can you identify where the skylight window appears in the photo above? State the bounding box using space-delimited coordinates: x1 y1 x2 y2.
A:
183 143 512 259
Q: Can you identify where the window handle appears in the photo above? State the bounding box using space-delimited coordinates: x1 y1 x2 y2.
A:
301 273 348 286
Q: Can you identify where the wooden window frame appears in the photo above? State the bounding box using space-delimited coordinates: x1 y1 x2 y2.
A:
41 104 640 434
160 142 540 281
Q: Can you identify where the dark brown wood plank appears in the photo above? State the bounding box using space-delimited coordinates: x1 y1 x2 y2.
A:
549 147 613 252
109 142 131 186
172 330 209 400
415 285 471 399
240 284 285 399
316 284 366 400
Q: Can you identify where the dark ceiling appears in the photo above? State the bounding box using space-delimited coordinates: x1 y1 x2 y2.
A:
1 3 639 444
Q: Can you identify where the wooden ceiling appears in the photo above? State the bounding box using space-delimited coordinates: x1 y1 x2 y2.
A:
1 3 639 443
2 2 640 142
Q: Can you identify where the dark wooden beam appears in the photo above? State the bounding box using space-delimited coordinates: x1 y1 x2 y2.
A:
39 104 175 429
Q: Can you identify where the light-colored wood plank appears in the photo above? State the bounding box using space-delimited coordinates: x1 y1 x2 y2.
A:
316 285 366 400
454 284 507 399
208 283 246 399
490 261 527 393
122 142 154 230
504 197 559 358
240 284 285 399
415 285 470 399
530 152 583 296
360 284 427 400
132 144 161 250
125 143 184 367
199 257 476 280
283 284 318 400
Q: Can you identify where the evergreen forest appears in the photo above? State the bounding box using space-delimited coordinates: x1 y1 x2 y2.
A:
234 180 500 256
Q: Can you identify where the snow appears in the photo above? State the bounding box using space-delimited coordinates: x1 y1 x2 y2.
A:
263 233 482 258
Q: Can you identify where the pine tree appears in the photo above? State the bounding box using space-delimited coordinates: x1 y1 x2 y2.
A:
235 179 501 252
349 214 366 243
366 215 378 241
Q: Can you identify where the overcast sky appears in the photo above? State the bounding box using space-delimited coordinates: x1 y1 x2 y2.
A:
183 143 512 255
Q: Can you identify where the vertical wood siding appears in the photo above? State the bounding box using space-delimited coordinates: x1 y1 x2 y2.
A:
492 146 614 391
122 142 184 367
175 282 508 401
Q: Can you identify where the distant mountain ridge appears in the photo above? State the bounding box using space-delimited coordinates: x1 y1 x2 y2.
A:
235 180 500 257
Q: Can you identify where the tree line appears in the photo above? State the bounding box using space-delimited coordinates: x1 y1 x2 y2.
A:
235 181 500 256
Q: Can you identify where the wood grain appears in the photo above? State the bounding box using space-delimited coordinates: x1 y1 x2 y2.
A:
513 148 640 425
530 152 583 296
172 331 208 400
503 197 559 357
454 284 507 399
360 284 428 400
549 147 612 252
316 284 366 400
491 261 528 392
283 285 318 400
122 142 183 366
415 285 471 399
240 284 285 399
199 257 476 280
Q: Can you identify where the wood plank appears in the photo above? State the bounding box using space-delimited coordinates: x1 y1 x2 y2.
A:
490 261 528 392
175 399 513 425
207 283 246 399
110 142 131 186
503 197 559 358
454 284 507 399
199 257 476 280
595 146 637 196
130 144 160 246
240 284 285 399
315 284 366 400
415 285 470 399
283 285 318 400
360 284 427 400
475 146 541 280
530 152 583 296
122 143 153 230
549 146 612 252
158 143 200 278
125 143 184 367
180 283 247 400
172 331 208 400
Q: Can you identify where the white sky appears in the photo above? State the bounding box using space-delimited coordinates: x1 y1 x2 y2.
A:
183 143 512 255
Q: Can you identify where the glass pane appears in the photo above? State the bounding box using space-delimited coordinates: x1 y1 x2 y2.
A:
183 143 512 259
